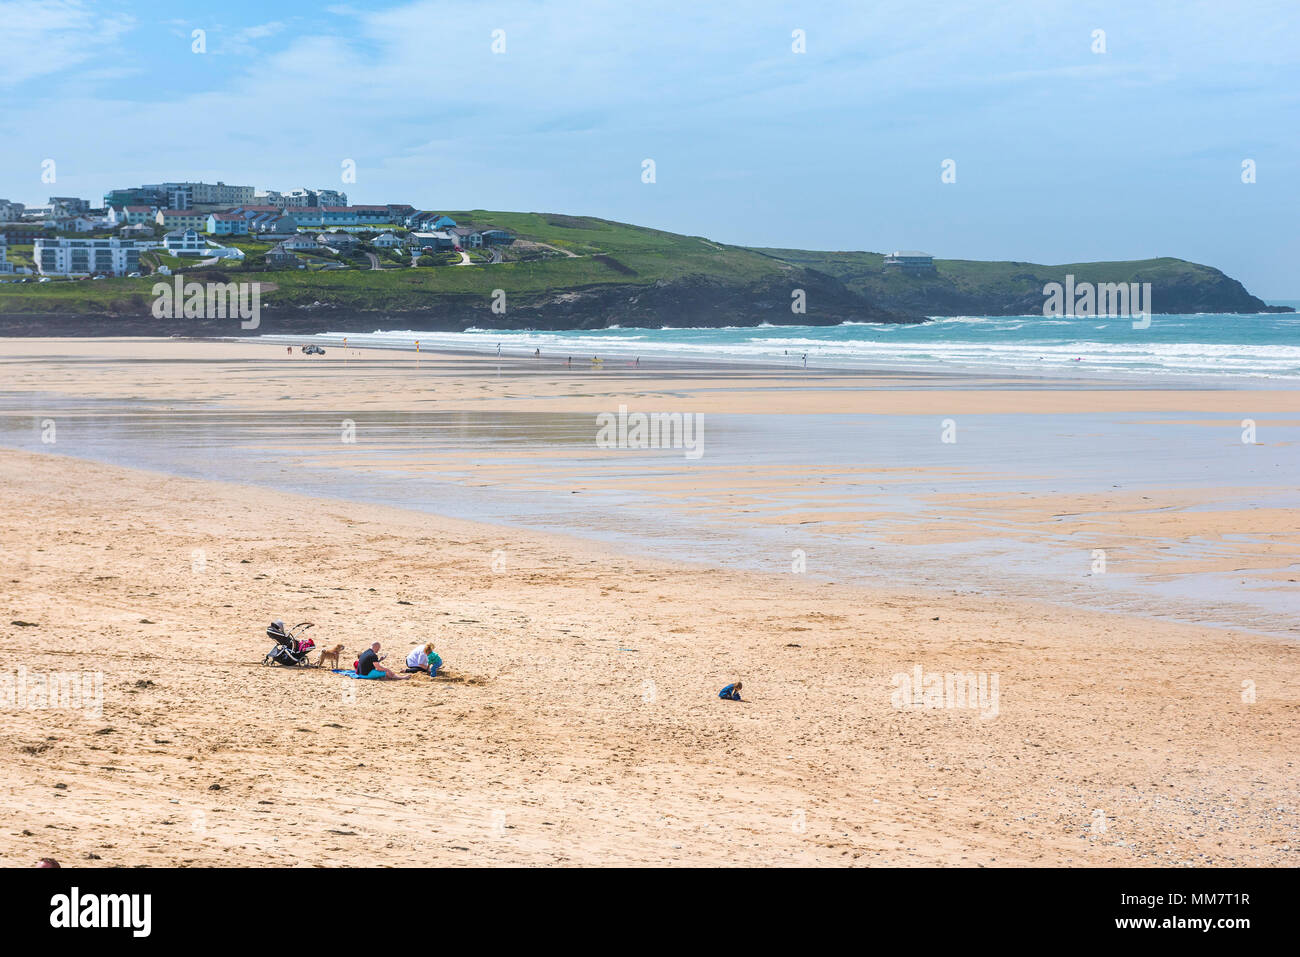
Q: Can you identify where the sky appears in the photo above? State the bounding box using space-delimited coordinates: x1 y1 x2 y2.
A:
1 0 1297 297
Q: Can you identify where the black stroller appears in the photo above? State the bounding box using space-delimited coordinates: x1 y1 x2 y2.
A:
261 620 316 667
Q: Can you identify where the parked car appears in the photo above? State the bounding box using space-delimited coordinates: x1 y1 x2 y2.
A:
301 344 326 356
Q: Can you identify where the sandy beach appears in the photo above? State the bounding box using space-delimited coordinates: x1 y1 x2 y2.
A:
1 339 1297 867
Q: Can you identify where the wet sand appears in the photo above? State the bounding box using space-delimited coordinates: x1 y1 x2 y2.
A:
2 338 1295 636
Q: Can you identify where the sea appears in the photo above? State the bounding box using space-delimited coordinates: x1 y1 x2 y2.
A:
281 307 1300 381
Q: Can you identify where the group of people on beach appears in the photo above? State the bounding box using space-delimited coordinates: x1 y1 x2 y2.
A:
353 641 442 681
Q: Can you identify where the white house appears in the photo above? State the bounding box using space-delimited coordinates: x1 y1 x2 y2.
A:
52 216 98 233
280 233 319 251
163 228 207 257
317 230 358 249
370 231 402 248
121 205 157 225
0 199 27 222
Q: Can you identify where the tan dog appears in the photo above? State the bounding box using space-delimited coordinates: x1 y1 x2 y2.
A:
316 644 345 669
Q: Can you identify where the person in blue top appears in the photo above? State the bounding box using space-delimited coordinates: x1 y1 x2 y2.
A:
718 680 743 701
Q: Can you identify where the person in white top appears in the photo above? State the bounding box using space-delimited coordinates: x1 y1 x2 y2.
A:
406 642 436 673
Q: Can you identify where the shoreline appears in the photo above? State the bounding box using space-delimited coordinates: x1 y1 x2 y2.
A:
2 337 1297 643
245 324 1300 387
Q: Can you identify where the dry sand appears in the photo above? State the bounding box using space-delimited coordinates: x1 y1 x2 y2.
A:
1 449 1296 867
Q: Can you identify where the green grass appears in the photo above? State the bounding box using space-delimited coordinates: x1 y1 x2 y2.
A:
751 248 1230 300
4 243 36 271
0 211 790 312
0 212 1249 315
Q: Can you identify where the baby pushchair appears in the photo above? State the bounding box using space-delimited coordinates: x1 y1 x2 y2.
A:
261 620 316 667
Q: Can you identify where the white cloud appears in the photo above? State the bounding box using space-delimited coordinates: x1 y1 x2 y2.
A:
0 0 135 87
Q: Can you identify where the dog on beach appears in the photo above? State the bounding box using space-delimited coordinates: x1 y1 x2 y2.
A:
316 644 345 669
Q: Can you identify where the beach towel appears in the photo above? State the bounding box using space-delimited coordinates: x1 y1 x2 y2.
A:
332 669 385 680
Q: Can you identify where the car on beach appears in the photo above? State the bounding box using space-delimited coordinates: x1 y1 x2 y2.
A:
302 344 326 356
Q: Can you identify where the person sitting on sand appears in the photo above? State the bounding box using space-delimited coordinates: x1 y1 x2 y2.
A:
404 642 443 676
357 642 408 680
718 681 743 701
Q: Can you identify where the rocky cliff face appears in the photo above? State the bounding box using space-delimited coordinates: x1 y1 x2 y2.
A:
0 271 920 336
0 257 1286 338
860 273 1289 317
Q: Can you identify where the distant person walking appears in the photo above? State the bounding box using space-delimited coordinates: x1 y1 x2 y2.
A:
497 343 502 357
802 353 807 368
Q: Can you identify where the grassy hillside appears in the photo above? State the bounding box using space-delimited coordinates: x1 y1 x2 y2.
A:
0 214 1282 319
0 213 791 314
750 249 1280 315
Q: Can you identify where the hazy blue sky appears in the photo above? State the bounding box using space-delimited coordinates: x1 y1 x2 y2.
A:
2 0 1296 296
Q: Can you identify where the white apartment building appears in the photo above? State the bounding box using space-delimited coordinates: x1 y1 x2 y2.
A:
281 187 349 208
34 236 157 276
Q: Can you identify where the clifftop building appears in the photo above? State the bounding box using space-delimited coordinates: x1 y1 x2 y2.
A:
883 250 935 273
